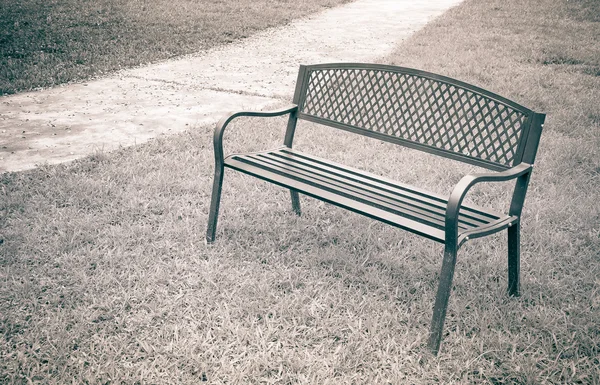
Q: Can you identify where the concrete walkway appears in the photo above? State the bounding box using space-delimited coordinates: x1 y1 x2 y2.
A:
0 0 462 173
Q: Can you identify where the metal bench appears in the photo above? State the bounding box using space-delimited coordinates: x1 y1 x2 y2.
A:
206 63 545 354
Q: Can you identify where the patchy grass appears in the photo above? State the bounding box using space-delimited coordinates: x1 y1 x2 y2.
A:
1 0 599 383
0 0 350 95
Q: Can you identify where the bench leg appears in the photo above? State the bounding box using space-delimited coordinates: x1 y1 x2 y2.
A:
206 169 224 243
508 222 521 297
428 246 458 355
290 189 301 216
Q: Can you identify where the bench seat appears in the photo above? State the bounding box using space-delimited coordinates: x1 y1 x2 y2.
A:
225 147 518 245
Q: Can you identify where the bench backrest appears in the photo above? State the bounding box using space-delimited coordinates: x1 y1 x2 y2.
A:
291 64 545 171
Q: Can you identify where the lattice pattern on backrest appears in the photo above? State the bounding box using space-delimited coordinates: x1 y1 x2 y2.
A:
298 67 530 168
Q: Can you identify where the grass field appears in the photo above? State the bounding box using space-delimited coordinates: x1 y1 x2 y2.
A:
0 0 350 95
1 0 599 383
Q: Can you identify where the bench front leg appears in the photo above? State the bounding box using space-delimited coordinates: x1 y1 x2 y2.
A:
428 244 458 354
427 169 464 354
206 167 224 243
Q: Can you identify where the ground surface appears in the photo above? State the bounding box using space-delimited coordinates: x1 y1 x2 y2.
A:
0 0 463 173
2 0 599 383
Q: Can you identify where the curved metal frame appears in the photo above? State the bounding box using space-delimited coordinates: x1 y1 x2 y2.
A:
300 63 533 115
206 105 298 243
428 162 533 352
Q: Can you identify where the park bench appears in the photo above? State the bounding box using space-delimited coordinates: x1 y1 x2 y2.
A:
206 63 545 354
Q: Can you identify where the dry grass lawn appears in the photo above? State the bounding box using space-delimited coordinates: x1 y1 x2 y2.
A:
1 0 599 383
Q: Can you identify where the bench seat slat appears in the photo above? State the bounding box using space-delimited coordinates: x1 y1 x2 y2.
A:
263 151 494 227
278 149 501 221
224 148 512 243
242 153 458 231
226 155 447 243
253 153 481 231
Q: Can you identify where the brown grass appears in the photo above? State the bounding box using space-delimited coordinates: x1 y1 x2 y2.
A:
1 0 599 383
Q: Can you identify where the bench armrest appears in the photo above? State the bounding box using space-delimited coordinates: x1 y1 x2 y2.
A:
213 105 298 169
445 163 533 246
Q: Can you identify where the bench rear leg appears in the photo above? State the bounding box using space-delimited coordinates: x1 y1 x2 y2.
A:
508 222 521 297
206 169 224 243
428 246 458 354
290 189 301 215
